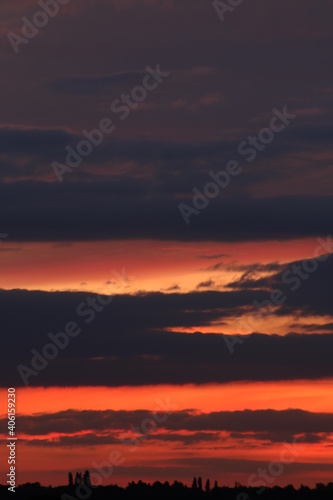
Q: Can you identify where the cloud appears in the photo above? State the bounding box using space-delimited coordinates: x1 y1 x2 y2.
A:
3 408 333 445
46 71 147 95
1 177 333 242
289 322 333 333
227 253 333 317
196 280 215 289
1 287 333 387
164 284 180 291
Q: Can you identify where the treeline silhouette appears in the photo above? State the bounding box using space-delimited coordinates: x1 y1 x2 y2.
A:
2 475 333 499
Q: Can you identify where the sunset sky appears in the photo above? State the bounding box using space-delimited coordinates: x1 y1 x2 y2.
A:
1 0 333 490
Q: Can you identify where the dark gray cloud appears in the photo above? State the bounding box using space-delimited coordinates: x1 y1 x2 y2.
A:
1 286 333 387
22 431 221 448
2 408 333 444
46 71 147 95
24 430 327 448
1 179 333 242
227 254 333 317
1 121 333 170
289 323 333 333
196 280 215 289
0 111 333 243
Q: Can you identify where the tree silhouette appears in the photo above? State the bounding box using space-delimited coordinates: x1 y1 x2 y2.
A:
198 476 202 491
83 470 91 486
6 475 333 500
68 472 73 487
75 472 82 485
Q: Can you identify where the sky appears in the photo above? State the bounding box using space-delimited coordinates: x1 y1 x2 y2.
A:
1 0 333 490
